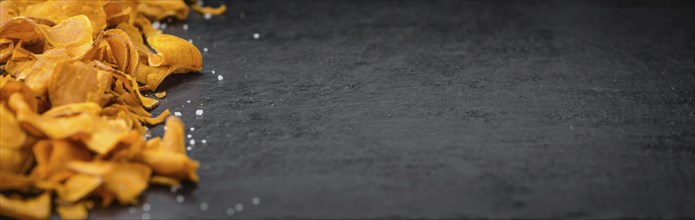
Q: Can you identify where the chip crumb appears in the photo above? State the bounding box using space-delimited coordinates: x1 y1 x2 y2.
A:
174 112 182 116
218 75 224 81
155 91 167 98
196 109 204 116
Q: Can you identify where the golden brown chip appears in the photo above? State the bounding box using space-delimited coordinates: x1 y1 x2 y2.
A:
58 173 102 202
0 103 26 150
22 0 107 36
103 162 152 204
57 202 88 220
191 3 227 16
137 0 189 21
0 193 51 220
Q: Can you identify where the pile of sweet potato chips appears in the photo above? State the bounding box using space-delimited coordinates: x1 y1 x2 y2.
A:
0 0 225 219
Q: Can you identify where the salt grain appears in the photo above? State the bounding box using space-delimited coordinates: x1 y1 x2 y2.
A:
217 75 224 81
176 195 185 203
190 127 195 131
128 207 137 214
253 33 260 39
142 213 150 220
226 208 235 216
183 24 188 30
152 21 160 29
235 203 244 212
186 146 192 151
252 197 260 205
200 202 209 211
189 139 195 145
196 109 204 116
188 39 193 43
186 100 191 103
211 70 216 74
187 134 192 138
161 23 167 29
174 112 182 116
142 203 151 211
203 47 208 52
204 13 212 20
201 139 207 144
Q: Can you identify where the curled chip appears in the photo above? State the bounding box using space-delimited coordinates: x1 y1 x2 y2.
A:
0 0 213 219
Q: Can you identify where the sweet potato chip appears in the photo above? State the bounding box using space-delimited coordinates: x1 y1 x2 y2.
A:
191 3 227 16
0 104 26 150
57 202 88 220
58 173 102 202
103 162 151 204
0 193 50 220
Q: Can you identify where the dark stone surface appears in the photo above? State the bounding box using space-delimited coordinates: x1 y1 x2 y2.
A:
93 0 695 219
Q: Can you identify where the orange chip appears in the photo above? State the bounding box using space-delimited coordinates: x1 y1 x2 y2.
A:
0 193 51 220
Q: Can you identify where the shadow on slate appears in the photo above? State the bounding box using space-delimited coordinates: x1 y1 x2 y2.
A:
85 0 694 219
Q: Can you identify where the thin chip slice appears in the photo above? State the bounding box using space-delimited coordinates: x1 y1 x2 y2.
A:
0 193 51 220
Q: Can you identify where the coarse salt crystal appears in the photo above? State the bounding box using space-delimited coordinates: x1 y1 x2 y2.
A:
183 24 188 30
204 13 212 20
152 21 160 29
252 197 260 205
218 75 224 81
187 134 192 138
196 109 204 115
253 33 260 39
142 203 151 211
203 47 208 52
200 202 209 211
161 23 167 29
226 208 235 216
190 127 195 131
186 100 191 103
188 39 193 43
201 139 207 144
176 195 185 203
235 203 244 212
190 139 196 145
174 112 182 116
211 70 216 74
